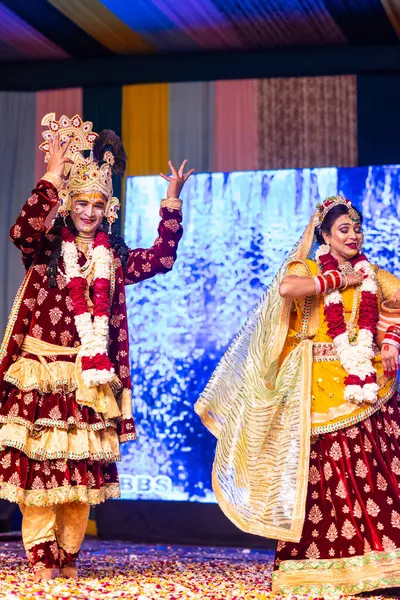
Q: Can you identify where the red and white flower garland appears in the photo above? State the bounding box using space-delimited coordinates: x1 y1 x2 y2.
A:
316 245 379 405
61 227 115 387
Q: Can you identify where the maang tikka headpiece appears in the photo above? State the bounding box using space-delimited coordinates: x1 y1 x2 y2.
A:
39 113 127 226
314 195 360 228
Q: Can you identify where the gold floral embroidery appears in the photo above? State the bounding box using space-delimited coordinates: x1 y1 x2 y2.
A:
366 498 380 517
329 442 342 461
377 473 388 491
323 462 333 481
326 523 338 542
382 536 397 551
308 505 323 524
336 480 347 499
364 436 373 452
341 520 356 540
28 217 44 231
86 472 96 488
305 542 320 560
119 365 130 379
8 404 19 418
353 500 362 519
391 511 400 529
110 314 124 328
392 456 400 475
12 334 24 346
37 289 48 306
49 308 63 325
355 459 368 478
8 472 21 487
60 331 72 346
1 452 11 469
308 465 320 485
24 298 36 311
164 219 180 232
160 256 174 269
27 194 39 206
31 325 43 339
48 406 62 420
118 330 127 342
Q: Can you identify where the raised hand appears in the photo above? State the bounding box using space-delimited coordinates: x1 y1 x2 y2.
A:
347 272 365 287
160 160 195 199
47 132 74 179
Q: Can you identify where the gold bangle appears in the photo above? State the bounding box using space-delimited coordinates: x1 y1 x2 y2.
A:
340 273 348 291
160 197 182 211
41 171 63 191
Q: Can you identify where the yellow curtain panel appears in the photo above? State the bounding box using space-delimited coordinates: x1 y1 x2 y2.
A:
122 84 169 176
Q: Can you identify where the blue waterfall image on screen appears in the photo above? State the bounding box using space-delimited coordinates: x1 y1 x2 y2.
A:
120 165 400 501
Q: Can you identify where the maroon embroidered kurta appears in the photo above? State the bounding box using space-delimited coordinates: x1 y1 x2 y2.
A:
0 180 183 505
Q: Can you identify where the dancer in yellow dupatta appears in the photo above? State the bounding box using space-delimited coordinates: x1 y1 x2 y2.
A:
195 195 400 596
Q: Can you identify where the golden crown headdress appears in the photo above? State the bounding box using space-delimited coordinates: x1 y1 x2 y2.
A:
314 195 360 228
39 113 126 224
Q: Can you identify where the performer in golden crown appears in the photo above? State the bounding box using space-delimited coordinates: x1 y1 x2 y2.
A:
0 113 193 581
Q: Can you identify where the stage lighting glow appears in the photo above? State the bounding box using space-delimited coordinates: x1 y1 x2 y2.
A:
121 165 400 501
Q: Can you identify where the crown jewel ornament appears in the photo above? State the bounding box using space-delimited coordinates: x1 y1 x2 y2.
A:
39 113 126 225
314 195 360 228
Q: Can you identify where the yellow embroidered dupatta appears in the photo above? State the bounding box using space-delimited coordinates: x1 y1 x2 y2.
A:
195 221 319 542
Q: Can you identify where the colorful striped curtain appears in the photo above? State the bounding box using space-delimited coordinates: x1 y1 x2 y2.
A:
257 76 357 170
169 82 215 173
214 79 258 173
35 87 83 183
122 84 169 177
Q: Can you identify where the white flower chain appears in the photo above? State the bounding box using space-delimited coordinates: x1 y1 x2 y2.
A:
61 239 114 386
316 247 379 405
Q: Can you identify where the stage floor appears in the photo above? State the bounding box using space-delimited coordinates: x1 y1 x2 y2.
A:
0 539 400 599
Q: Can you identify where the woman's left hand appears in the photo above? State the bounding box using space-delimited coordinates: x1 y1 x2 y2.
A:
160 160 195 198
381 343 399 379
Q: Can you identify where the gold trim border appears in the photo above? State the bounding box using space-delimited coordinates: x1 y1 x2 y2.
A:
272 548 400 596
0 481 120 506
311 380 397 435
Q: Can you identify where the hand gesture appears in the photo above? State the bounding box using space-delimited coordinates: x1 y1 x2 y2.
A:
160 160 195 199
47 132 74 179
347 272 365 287
382 343 399 379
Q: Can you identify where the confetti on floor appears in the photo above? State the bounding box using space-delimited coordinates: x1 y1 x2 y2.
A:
0 539 399 599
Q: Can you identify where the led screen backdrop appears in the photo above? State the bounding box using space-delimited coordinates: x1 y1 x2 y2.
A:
120 165 400 501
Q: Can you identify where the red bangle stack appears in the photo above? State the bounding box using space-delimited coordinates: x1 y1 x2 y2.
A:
384 325 400 350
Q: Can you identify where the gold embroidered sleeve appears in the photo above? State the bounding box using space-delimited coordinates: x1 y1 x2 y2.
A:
286 261 310 278
376 268 400 301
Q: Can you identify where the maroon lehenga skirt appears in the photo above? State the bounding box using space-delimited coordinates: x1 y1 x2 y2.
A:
273 392 400 596
0 385 121 506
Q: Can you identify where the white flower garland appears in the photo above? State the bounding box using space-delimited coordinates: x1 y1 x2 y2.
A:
316 245 379 405
61 239 114 387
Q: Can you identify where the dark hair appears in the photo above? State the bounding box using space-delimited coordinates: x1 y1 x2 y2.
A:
315 204 363 246
46 215 130 288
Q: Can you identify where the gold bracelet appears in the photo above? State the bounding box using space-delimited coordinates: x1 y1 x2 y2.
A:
340 273 349 291
41 171 63 191
160 197 182 211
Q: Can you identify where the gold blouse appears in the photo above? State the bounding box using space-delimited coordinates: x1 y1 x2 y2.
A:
284 259 400 433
